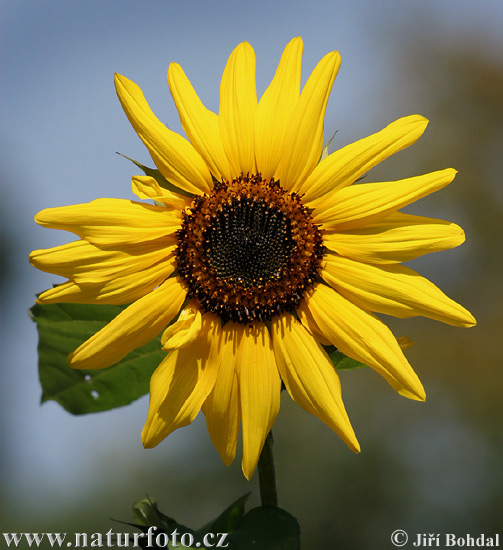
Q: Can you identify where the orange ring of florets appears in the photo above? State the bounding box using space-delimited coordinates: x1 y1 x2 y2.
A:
175 174 324 324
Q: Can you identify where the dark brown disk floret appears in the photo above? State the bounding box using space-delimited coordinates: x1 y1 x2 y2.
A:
175 174 324 324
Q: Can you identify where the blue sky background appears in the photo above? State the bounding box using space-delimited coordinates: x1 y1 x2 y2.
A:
1 0 501 543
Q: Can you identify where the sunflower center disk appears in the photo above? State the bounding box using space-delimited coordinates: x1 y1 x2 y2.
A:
175 175 324 324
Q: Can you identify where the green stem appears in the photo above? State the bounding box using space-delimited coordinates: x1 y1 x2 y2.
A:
257 430 278 507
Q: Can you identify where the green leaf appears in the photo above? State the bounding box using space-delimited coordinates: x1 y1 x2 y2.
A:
129 496 299 550
117 153 193 197
131 497 224 549
30 301 164 415
229 506 301 550
197 493 250 537
131 497 177 530
132 497 199 539
324 345 368 370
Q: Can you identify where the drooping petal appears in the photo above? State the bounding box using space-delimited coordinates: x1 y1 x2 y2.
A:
202 322 243 466
314 168 457 229
239 322 281 479
67 277 186 370
271 313 360 452
299 283 425 401
142 314 221 448
255 37 303 180
323 212 465 264
276 51 340 192
168 63 233 182
36 253 177 306
34 199 182 246
131 175 192 211
219 42 257 176
323 255 476 326
115 73 212 194
161 300 202 350
301 115 429 204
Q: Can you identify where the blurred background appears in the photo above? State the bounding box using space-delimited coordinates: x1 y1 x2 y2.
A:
1 0 501 548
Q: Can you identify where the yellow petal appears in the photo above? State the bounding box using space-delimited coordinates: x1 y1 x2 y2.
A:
323 255 476 326
239 322 281 480
219 42 257 175
296 305 332 346
68 277 186 370
202 322 243 466
168 63 233 182
161 300 202 350
323 212 465 264
34 199 182 246
301 115 429 204
299 283 425 401
36 255 177 305
114 73 212 194
276 51 340 192
30 238 175 283
255 37 303 180
272 313 360 452
131 175 191 211
314 168 457 229
142 314 221 448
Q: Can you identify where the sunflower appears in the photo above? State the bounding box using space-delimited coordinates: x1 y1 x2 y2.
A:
30 37 475 479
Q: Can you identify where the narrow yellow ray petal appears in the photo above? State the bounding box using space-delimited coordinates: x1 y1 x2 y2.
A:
67 249 176 286
301 115 429 204
296 305 332 346
36 255 177 305
323 212 465 264
30 238 175 282
161 300 202 350
314 168 457 230
131 175 191 211
168 63 233 182
219 42 257 176
202 323 244 466
255 37 303 180
114 73 212 194
142 314 221 448
239 323 281 480
68 277 186 370
300 283 425 400
276 51 340 192
35 199 182 246
323 255 476 326
272 313 360 452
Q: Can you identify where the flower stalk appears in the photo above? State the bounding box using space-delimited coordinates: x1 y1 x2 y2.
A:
257 431 278 507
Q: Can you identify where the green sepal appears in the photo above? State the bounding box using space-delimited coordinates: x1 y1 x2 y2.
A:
30 301 164 415
117 153 193 197
323 345 368 370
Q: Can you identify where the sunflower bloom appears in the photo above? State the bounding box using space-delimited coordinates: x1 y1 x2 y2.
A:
30 38 475 479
